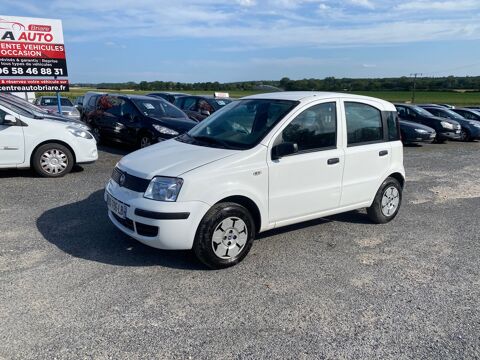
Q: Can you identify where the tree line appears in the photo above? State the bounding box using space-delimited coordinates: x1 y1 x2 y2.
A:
73 76 480 92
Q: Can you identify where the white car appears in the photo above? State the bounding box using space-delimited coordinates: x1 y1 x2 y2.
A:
105 92 405 268
0 99 98 177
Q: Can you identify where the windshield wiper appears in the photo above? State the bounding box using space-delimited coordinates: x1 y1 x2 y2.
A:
191 135 232 149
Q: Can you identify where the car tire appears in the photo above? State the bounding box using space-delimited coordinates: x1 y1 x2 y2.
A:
138 134 153 149
91 126 102 144
460 129 471 142
193 202 255 269
32 143 74 178
367 177 402 224
433 136 446 144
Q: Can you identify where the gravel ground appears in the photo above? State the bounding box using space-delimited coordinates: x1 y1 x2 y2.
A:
1 141 479 359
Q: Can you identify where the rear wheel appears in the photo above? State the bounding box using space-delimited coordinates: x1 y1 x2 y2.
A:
32 143 74 178
367 177 402 224
193 202 255 269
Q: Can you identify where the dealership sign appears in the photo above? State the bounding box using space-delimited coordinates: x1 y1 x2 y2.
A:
0 15 69 92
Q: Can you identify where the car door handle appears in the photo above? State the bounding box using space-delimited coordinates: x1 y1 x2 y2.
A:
327 158 340 165
379 150 389 157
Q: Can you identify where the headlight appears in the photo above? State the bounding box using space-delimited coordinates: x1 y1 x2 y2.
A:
68 121 90 131
440 121 454 130
144 176 183 202
153 124 179 136
415 128 428 134
67 126 93 139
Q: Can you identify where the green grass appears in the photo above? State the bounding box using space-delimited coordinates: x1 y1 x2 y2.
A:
40 88 480 106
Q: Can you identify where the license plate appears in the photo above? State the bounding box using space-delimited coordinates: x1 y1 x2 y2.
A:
106 192 128 219
456 130 460 134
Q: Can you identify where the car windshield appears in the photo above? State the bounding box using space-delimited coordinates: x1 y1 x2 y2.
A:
440 108 465 120
184 99 298 150
41 97 73 106
413 106 433 116
212 98 232 108
0 100 36 117
133 98 186 119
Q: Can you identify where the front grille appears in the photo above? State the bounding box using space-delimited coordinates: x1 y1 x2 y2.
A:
112 213 135 231
135 222 159 237
111 167 150 193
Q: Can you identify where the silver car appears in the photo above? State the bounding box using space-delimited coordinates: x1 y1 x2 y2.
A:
34 96 81 120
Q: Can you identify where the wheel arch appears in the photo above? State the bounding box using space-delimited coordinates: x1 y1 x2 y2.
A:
30 140 76 166
387 172 405 188
215 195 262 234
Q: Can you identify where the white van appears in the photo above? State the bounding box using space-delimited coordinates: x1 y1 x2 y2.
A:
105 92 405 268
0 99 98 177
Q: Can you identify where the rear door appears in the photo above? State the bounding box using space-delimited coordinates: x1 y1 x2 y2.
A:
268 101 345 224
0 107 24 165
341 101 391 206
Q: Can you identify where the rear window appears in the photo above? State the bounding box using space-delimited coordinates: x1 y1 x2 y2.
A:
40 98 73 106
386 111 400 141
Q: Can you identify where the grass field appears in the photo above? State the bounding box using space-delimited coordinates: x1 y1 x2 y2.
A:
40 88 480 106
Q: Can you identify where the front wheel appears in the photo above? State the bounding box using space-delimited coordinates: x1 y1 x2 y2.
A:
460 129 471 142
193 202 255 269
32 143 74 178
367 177 403 224
138 134 153 149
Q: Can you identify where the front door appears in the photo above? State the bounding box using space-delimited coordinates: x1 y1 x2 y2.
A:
0 107 24 165
268 101 344 224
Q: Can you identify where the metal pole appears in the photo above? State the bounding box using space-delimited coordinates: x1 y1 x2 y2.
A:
55 75 62 115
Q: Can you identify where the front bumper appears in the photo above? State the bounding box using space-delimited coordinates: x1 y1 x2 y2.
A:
438 130 461 140
105 179 210 250
73 137 98 164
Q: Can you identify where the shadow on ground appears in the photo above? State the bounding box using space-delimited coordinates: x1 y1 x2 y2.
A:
36 189 206 270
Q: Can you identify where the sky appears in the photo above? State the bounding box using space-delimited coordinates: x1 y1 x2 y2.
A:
2 0 480 83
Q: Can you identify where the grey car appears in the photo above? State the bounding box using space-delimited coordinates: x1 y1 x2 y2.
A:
34 96 81 121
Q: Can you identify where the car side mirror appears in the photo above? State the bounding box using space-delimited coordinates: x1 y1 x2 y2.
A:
272 142 298 160
3 114 17 126
200 110 211 116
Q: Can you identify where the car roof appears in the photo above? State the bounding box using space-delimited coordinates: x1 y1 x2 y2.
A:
149 92 188 95
245 91 396 110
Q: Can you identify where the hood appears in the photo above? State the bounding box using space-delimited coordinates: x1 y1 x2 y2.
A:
150 116 197 132
426 115 460 126
400 120 434 131
118 138 238 179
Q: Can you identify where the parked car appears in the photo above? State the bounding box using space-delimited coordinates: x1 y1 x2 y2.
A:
451 108 480 122
399 120 436 145
0 93 90 131
105 92 405 268
175 95 233 121
81 91 105 122
85 94 197 148
147 92 190 104
34 96 81 121
394 103 461 143
0 96 98 177
419 105 480 141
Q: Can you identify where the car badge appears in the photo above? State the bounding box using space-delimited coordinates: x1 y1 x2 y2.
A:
119 173 126 187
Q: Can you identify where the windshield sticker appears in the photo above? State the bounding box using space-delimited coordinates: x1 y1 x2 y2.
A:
143 103 155 110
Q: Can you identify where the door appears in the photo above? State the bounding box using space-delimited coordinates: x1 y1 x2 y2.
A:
268 101 344 223
341 101 391 206
0 108 25 165
118 99 142 144
96 96 124 141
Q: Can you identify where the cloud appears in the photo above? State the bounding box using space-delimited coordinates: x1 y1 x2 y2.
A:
396 0 480 11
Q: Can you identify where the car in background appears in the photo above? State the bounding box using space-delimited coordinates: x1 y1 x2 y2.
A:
0 95 97 177
0 93 90 131
437 104 455 109
175 94 233 122
419 105 480 142
81 91 106 122
399 120 436 145
85 94 197 148
452 108 480 123
147 92 190 104
465 106 480 111
394 103 461 143
34 96 81 121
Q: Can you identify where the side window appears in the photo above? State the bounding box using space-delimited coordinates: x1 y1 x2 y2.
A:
88 95 98 107
386 111 400 141
180 97 196 110
396 106 406 118
345 102 383 145
120 100 138 117
281 102 337 152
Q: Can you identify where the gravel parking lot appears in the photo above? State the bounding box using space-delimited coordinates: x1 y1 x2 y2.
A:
1 141 479 359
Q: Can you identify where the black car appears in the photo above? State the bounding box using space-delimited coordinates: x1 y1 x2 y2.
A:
147 92 190 104
175 95 233 121
419 105 480 142
81 91 105 122
451 108 480 122
73 96 84 114
399 120 436 145
394 104 461 143
85 94 196 148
